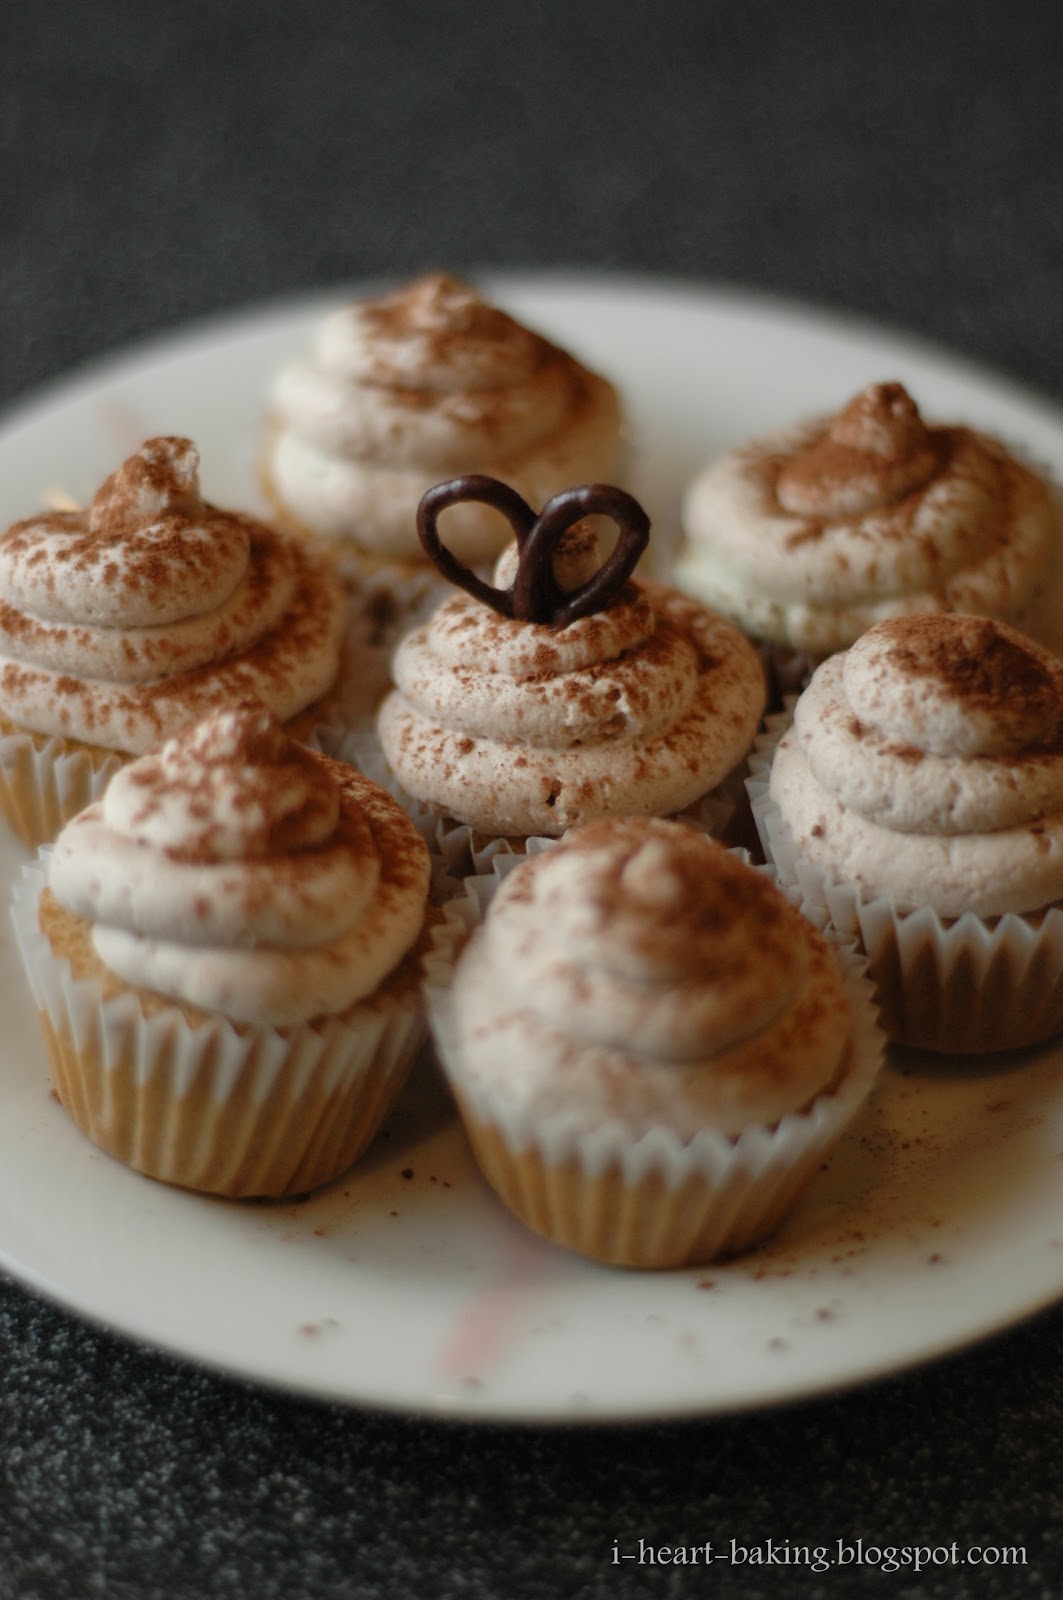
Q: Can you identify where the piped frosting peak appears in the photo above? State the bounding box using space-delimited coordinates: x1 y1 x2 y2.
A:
679 382 1062 654
265 273 622 563
49 703 430 1024
769 612 1063 916
378 483 765 836
0 438 344 751
448 818 853 1136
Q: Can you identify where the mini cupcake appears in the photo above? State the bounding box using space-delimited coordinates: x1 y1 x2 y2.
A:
0 437 347 846
752 612 1063 1052
262 273 623 586
10 702 432 1198
427 817 884 1267
677 382 1063 697
369 475 767 872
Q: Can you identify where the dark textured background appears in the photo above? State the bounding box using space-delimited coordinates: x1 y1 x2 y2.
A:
3 2 1063 1597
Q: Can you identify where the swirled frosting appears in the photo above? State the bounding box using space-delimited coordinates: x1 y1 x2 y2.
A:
264 274 623 564
48 704 430 1024
768 613 1063 916
376 524 766 836
0 438 346 752
448 819 853 1136
678 383 1062 654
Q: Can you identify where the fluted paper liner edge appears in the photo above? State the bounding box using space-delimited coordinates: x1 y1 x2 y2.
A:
421 854 886 1267
9 855 464 1198
746 709 1063 1053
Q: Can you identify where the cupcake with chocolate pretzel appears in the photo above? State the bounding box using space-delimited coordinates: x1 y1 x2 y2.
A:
677 382 1063 698
11 702 434 1197
368 474 766 872
0 437 347 846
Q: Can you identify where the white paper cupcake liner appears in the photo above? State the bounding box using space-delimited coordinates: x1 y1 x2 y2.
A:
421 856 885 1267
746 709 1063 1053
745 702 802 870
0 727 127 849
10 855 457 1198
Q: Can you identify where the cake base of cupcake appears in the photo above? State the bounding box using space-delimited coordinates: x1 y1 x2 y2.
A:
36 1002 419 1199
427 863 885 1270
0 719 126 850
12 859 435 1199
452 1098 850 1269
838 895 1063 1056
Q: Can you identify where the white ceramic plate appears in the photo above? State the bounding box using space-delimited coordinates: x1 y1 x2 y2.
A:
3 273 1063 1424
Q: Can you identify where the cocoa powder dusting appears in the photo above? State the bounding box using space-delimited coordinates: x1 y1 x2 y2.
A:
776 383 943 524
886 614 1063 731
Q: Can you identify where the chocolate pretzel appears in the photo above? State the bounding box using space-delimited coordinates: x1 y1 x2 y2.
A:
416 474 650 628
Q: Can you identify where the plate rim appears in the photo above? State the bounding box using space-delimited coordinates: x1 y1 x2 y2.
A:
3 269 1063 1424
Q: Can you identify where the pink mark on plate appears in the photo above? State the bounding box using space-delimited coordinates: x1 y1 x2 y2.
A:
433 1228 552 1381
